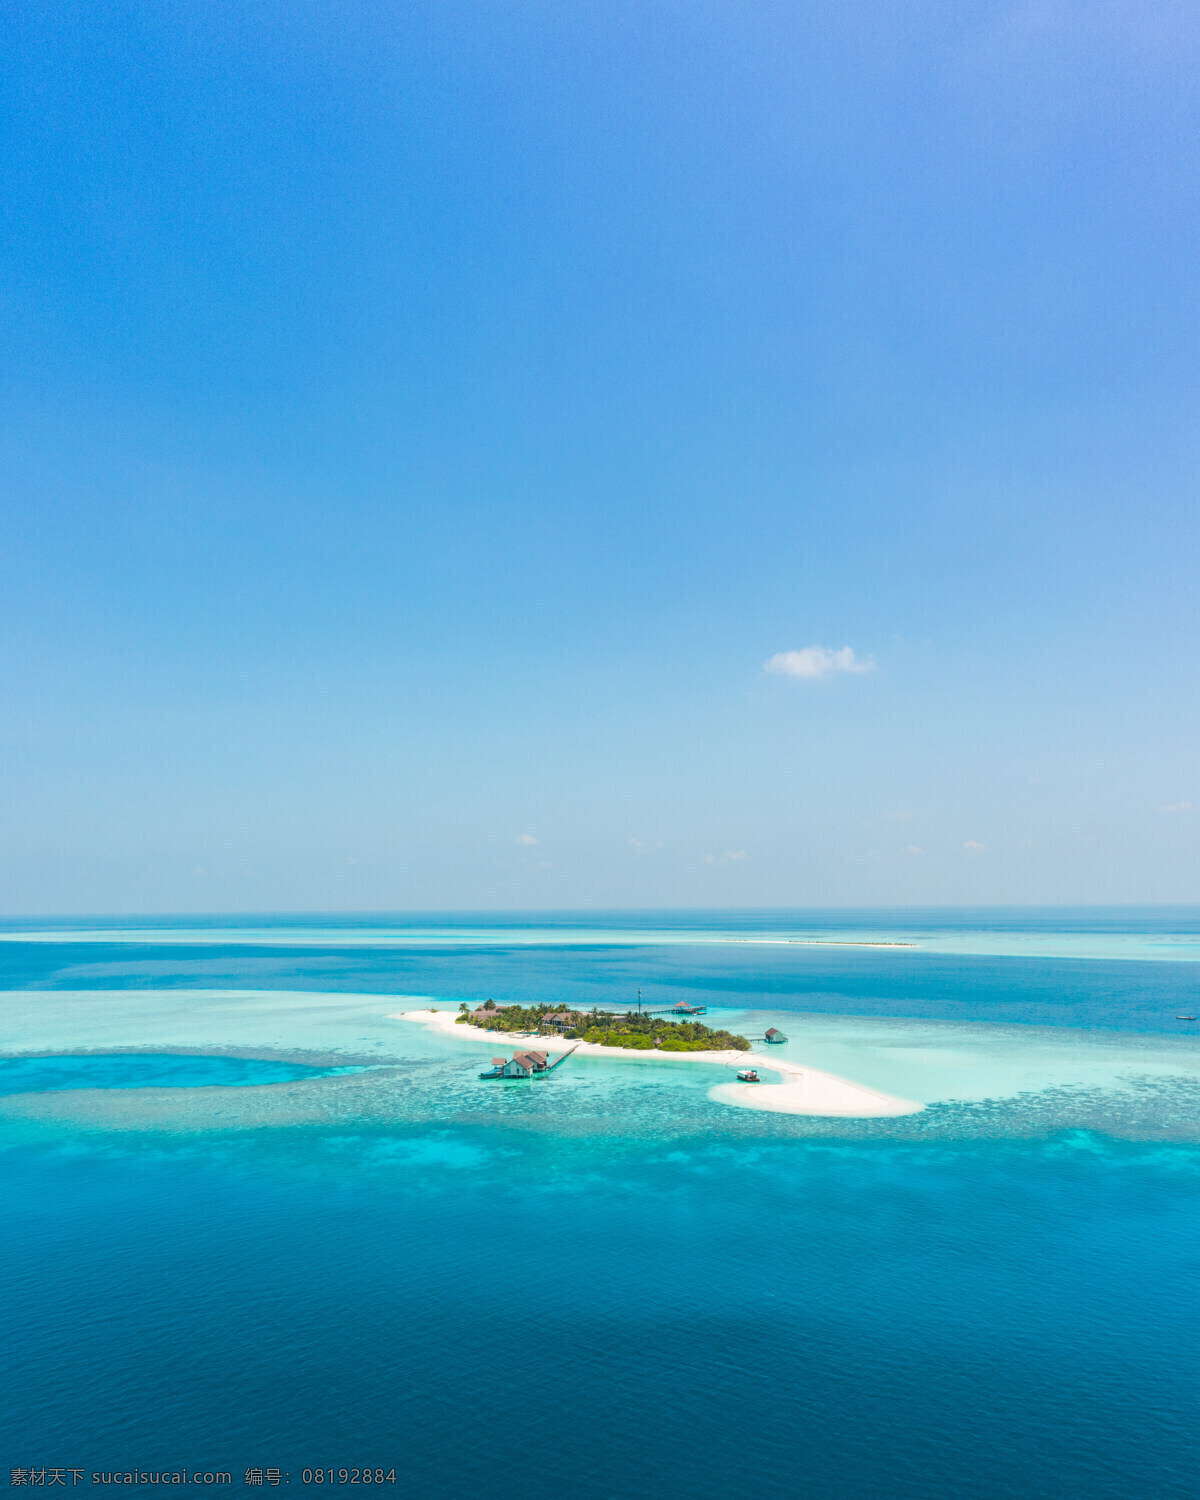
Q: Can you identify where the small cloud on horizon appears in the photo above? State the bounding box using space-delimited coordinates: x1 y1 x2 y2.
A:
963 840 985 851
629 837 665 855
905 845 925 855
1160 801 1196 813
515 833 539 845
763 645 875 681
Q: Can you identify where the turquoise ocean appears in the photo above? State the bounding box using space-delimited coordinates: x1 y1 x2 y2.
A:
3 909 1200 1498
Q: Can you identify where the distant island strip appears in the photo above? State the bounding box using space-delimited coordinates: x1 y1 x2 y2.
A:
784 939 915 947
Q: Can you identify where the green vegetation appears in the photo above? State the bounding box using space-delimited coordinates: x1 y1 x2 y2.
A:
455 1003 749 1051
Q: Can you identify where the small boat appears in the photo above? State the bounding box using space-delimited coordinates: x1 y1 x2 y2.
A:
1178 1015 1197 1022
736 1068 760 1083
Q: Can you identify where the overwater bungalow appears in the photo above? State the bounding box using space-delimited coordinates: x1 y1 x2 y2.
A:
764 1027 788 1044
478 1047 577 1080
478 1052 541 1079
508 1049 548 1076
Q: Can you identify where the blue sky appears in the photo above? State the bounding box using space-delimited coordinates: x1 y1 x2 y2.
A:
2 0 1198 912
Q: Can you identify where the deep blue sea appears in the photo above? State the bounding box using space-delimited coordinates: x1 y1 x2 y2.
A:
3 910 1200 1498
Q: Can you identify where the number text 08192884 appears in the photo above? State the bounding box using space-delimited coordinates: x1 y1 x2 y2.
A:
301 1470 397 1485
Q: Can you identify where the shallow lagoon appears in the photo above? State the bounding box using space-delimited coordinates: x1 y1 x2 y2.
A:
0 1053 364 1096
3 983 1200 1141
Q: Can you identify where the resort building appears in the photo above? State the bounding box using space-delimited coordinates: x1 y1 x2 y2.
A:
764 1027 788 1044
504 1050 549 1078
540 1012 578 1033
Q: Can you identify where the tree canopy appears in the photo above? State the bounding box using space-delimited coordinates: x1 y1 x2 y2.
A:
455 1003 749 1052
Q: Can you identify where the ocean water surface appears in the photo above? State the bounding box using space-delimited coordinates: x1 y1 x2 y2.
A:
3 910 1200 1498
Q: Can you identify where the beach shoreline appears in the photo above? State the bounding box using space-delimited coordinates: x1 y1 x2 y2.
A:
389 1009 925 1118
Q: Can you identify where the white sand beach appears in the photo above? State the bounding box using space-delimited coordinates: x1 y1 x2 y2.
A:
390 1009 924 1119
707 1057 924 1117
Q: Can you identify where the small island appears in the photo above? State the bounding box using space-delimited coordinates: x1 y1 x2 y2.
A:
392 1006 925 1117
456 1000 750 1052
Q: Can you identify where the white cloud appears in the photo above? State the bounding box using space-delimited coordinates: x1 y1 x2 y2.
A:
905 845 925 855
515 833 539 845
763 646 875 681
724 849 747 861
963 840 985 851
1160 801 1196 813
